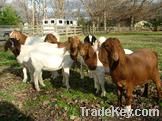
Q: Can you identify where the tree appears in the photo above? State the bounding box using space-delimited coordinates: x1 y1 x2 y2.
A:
51 0 65 18
80 0 162 31
0 0 6 7
12 0 31 24
0 6 21 25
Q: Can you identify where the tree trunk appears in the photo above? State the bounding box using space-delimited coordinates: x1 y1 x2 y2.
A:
130 16 134 31
104 11 107 32
96 17 100 32
92 20 95 34
117 23 121 32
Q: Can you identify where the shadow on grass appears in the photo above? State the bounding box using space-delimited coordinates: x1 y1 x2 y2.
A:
0 101 33 121
0 64 23 78
0 63 117 97
48 63 117 98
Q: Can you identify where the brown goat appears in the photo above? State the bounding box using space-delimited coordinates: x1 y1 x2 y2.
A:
99 38 162 110
79 42 106 96
57 36 81 61
79 43 97 70
44 33 58 44
68 36 82 61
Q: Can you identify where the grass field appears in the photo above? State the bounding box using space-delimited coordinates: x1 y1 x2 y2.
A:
0 32 162 121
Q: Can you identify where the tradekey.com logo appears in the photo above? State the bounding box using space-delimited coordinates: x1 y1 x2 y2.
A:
80 106 160 118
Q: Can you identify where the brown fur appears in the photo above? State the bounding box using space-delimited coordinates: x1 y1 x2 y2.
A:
44 33 58 44
79 43 97 70
99 38 162 106
55 36 81 61
10 31 58 45
68 36 81 61
9 30 27 44
57 41 68 48
4 38 21 57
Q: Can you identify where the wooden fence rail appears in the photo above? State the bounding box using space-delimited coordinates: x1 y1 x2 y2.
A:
0 25 83 38
22 25 83 37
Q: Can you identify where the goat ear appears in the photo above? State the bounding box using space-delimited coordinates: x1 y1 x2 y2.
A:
4 39 11 51
88 46 95 57
98 48 108 65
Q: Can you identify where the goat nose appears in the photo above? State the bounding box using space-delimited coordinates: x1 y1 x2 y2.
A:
80 50 84 56
113 52 119 61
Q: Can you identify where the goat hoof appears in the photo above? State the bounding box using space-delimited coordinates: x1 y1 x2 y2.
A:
22 79 27 83
101 91 106 97
41 83 46 87
36 88 40 92
80 75 84 79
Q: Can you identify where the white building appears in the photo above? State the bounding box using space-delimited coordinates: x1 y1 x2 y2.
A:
42 18 78 34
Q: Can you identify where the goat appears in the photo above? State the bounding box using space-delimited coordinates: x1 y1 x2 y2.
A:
8 30 60 82
81 36 133 80
99 38 162 111
5 37 80 91
78 41 133 97
79 42 106 96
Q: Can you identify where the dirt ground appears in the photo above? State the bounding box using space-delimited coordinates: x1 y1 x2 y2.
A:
0 65 162 121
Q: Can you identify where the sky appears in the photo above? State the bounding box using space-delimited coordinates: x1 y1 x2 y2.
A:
6 0 12 3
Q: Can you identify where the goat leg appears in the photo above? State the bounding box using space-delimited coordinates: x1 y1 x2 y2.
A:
34 71 40 91
93 73 100 94
117 86 123 107
125 85 133 112
38 71 45 87
142 83 148 97
22 67 28 83
98 73 106 97
63 68 70 90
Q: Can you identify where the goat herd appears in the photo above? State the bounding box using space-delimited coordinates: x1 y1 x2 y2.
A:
4 30 162 111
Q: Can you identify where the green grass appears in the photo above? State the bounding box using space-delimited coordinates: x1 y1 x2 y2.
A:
0 32 162 120
0 80 28 101
0 51 17 66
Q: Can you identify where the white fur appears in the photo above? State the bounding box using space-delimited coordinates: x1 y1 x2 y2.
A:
17 42 73 91
98 36 106 46
91 51 106 97
92 40 99 52
24 36 45 45
124 49 133 54
89 35 92 43
21 32 59 82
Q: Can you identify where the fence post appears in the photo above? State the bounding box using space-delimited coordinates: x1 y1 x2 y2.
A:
66 26 68 38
